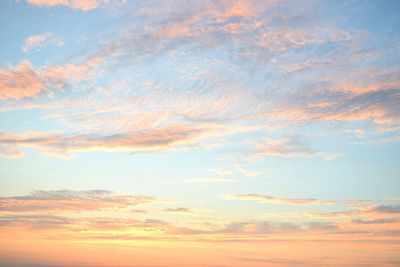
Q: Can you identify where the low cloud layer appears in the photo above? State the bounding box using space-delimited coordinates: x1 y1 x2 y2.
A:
0 190 154 212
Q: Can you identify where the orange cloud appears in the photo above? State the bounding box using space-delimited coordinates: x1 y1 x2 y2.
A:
0 123 256 158
0 126 187 157
0 56 102 100
0 190 154 212
0 61 44 100
162 207 208 217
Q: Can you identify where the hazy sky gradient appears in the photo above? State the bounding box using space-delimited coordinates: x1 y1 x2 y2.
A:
0 0 399 266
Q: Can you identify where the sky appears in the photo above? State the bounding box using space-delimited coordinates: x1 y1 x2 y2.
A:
0 0 399 266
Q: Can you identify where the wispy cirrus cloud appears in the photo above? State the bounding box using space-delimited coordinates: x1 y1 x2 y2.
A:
359 205 400 214
162 207 209 217
0 123 255 158
227 194 336 205
234 162 260 177
251 135 343 160
2 0 398 156
307 204 400 223
209 167 231 176
181 178 238 184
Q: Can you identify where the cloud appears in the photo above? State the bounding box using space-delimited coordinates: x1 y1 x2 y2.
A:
181 178 238 184
167 220 304 236
0 193 397 242
1 211 396 241
0 214 304 239
209 167 231 176
252 135 342 160
219 221 301 234
0 214 72 229
365 205 400 214
0 190 154 212
22 32 64 53
0 57 101 100
0 214 172 235
0 61 44 100
307 211 360 219
234 163 260 177
351 218 399 225
228 194 336 205
255 135 315 157
306 222 338 231
4 0 398 138
307 205 400 224
26 0 100 11
82 218 170 232
2 1 398 157
234 256 323 266
162 207 207 217
163 207 193 214
0 123 254 158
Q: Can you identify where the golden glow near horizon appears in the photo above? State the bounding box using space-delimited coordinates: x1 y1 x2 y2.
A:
0 0 400 266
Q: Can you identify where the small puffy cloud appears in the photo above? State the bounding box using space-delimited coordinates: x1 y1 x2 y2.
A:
0 57 102 100
0 61 44 100
22 32 64 53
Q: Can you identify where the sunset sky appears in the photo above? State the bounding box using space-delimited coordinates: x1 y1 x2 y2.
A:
0 0 400 266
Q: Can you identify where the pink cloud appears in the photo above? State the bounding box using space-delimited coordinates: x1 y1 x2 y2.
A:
0 61 44 100
26 0 99 11
0 56 102 100
0 123 247 158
